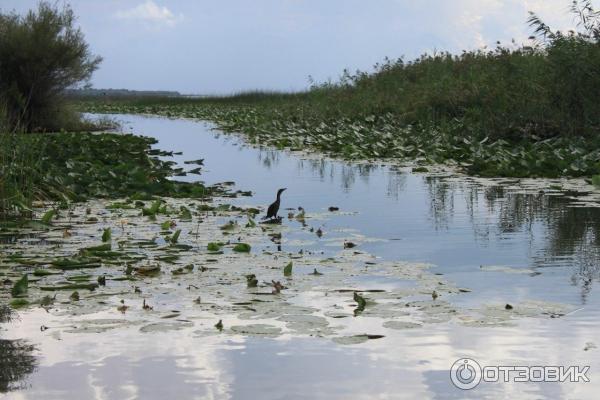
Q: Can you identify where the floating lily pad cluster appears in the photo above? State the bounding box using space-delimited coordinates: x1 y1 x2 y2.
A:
80 102 600 179
0 195 575 344
0 131 216 218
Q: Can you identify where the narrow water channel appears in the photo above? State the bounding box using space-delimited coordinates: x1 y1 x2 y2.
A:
2 114 599 399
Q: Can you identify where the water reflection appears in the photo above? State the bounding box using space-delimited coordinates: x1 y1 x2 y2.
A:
276 147 600 300
0 306 37 394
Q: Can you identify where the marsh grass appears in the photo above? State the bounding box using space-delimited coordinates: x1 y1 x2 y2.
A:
0 133 45 218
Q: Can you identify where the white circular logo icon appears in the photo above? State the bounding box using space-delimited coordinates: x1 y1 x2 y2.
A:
450 358 482 390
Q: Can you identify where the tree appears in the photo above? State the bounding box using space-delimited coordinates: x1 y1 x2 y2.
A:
0 2 102 132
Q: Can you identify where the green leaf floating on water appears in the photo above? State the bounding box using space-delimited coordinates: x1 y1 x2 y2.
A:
102 228 111 242
354 292 367 314
207 242 223 251
11 274 28 297
51 257 101 270
135 264 161 275
283 261 293 277
41 209 56 225
82 243 112 252
179 206 192 221
40 283 99 291
220 221 238 231
142 200 162 216
33 269 61 277
233 243 251 253
170 229 181 244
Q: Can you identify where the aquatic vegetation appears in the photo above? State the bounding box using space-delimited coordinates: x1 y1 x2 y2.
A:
101 228 111 242
41 209 56 225
1 132 218 218
8 299 29 308
353 291 367 314
283 261 293 276
81 100 600 179
0 195 577 345
232 243 251 252
168 229 182 244
207 242 223 252
10 275 27 298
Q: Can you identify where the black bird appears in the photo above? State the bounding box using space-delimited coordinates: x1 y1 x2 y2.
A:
264 188 286 220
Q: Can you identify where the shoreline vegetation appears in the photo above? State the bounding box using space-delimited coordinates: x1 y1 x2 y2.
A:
0 131 218 219
75 1 600 180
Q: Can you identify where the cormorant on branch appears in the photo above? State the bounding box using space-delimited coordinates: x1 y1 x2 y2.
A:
264 188 286 220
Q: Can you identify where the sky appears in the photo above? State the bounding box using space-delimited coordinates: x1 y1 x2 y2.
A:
0 0 585 94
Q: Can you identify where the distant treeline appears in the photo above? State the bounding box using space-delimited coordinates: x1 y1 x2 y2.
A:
66 88 182 99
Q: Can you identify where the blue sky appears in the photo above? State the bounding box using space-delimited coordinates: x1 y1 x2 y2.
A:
1 1 581 94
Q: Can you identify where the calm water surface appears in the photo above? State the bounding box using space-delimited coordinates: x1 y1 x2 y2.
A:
2 114 599 399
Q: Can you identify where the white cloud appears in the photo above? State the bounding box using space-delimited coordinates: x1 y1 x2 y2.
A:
115 1 182 27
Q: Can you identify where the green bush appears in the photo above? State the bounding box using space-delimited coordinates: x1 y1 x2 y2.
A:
0 2 101 132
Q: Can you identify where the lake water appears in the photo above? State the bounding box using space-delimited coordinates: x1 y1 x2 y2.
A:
2 114 599 399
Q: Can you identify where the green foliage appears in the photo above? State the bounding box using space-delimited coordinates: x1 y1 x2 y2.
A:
82 243 111 252
353 292 366 314
283 261 293 276
102 228 111 242
232 243 251 252
11 274 28 297
179 206 192 221
0 2 101 132
41 209 56 224
0 133 44 218
207 242 223 251
0 132 211 218
169 229 181 244
9 298 29 308
143 200 163 216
